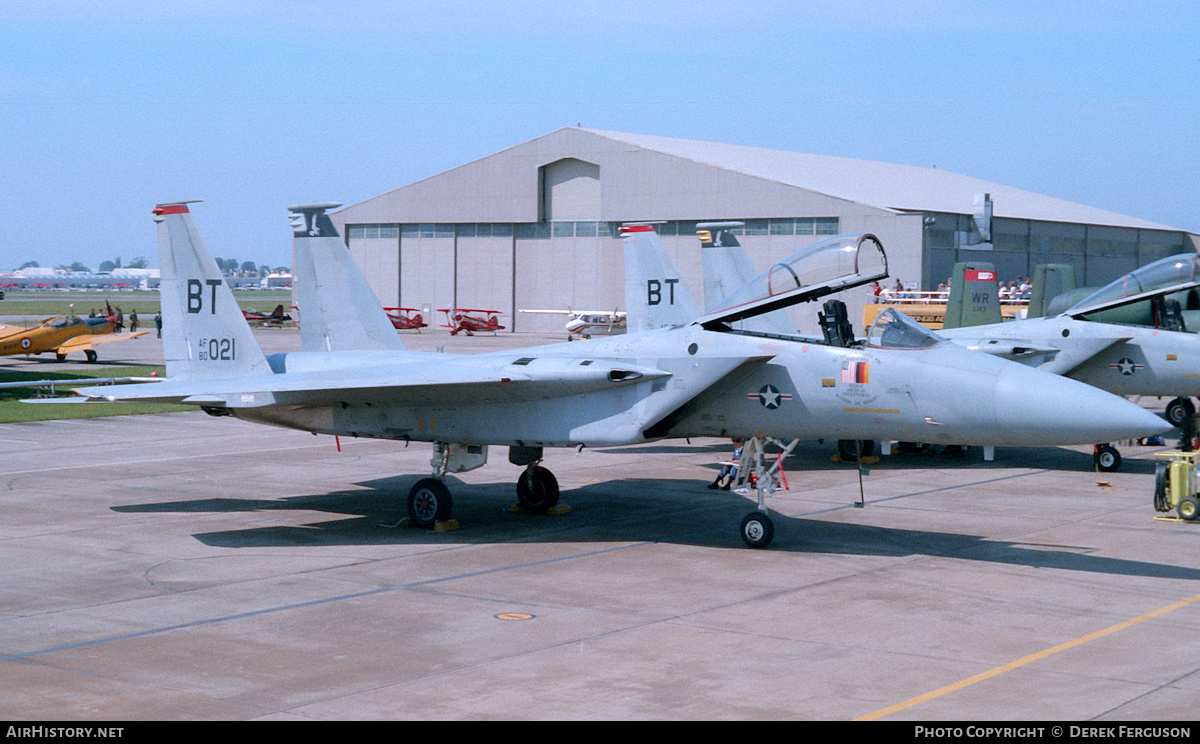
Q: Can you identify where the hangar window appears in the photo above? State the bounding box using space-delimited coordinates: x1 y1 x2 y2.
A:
515 223 552 239
745 220 769 236
814 218 839 235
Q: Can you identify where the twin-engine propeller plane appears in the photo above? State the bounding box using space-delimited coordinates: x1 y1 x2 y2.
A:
518 308 627 340
75 202 1168 548
936 254 1200 470
439 307 504 335
0 314 148 363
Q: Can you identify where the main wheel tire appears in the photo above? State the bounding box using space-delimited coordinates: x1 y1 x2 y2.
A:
1178 495 1200 521
408 478 452 528
85 349 97 363
516 466 560 514
1166 397 1196 427
740 512 775 549
1095 444 1121 473
837 439 876 462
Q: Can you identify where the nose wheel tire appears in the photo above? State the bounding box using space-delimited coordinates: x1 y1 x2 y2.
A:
408 478 452 528
740 512 775 549
1095 444 1121 473
516 466 560 514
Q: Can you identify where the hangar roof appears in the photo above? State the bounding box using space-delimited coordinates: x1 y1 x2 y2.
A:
335 127 1183 233
578 128 1178 231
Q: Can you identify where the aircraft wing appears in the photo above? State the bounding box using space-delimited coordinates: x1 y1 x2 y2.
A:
946 333 1129 376
73 356 672 409
56 331 150 353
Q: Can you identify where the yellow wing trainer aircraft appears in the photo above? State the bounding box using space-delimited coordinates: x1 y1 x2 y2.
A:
0 315 149 363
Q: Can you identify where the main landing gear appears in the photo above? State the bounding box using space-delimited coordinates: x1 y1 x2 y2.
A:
1094 443 1122 473
729 436 800 549
1165 397 1196 428
405 442 484 530
403 443 563 530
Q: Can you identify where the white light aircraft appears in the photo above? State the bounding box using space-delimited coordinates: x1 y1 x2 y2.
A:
518 308 627 340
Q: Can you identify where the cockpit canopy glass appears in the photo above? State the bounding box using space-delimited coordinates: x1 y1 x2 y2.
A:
701 234 888 325
1066 253 1200 316
867 308 941 350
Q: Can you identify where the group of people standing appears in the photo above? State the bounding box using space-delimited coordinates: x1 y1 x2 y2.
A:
87 304 163 336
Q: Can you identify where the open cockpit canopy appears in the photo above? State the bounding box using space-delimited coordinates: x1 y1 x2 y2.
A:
1065 253 1200 318
699 234 887 327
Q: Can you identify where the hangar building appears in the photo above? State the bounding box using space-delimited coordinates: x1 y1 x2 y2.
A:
329 127 1198 335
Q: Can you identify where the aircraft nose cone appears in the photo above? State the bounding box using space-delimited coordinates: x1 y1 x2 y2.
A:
994 364 1169 445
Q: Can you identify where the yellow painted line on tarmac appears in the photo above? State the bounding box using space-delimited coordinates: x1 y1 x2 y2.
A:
856 592 1200 721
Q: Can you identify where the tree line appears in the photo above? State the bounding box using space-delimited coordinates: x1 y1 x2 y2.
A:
15 257 290 275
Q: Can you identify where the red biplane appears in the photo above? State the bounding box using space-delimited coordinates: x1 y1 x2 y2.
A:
438 308 505 335
383 307 428 331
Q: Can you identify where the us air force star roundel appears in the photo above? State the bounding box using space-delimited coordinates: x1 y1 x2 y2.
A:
747 384 792 409
1110 357 1144 376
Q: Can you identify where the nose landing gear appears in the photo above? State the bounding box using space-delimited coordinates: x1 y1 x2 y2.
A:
730 436 800 548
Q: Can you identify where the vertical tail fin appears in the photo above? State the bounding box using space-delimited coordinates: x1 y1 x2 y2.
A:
619 223 699 333
942 261 1003 329
153 202 272 380
697 222 795 336
1028 264 1076 318
289 203 405 352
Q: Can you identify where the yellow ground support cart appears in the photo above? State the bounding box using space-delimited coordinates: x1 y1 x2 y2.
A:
1154 449 1200 520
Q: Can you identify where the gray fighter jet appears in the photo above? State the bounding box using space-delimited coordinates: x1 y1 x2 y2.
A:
77 203 1168 548
936 254 1200 470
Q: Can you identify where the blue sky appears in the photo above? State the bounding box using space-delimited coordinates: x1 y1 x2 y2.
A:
2 1 1197 270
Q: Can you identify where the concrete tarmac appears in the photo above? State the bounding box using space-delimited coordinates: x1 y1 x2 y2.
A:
2 327 1199 720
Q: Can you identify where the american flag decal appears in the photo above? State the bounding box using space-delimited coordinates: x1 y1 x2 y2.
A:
841 360 869 384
